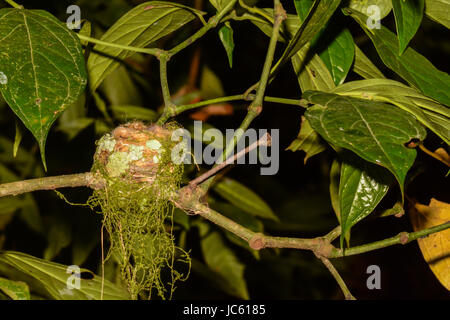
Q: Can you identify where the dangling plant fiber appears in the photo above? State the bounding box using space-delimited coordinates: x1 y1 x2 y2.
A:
89 121 190 299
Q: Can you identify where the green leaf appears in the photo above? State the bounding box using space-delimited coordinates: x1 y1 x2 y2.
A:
287 116 327 164
294 0 355 85
13 121 23 158
0 197 22 216
333 79 450 117
0 277 30 300
213 177 278 221
0 8 87 169
58 117 94 141
172 207 190 230
329 158 341 223
424 0 450 28
266 5 335 163
56 92 91 140
211 180 272 219
0 162 44 234
294 0 314 19
246 9 298 42
209 0 227 11
200 229 249 299
346 8 450 106
111 105 157 122
291 1 349 89
339 151 392 247
292 45 335 93
289 7 336 91
348 0 393 18
392 0 424 54
421 109 450 144
304 91 427 195
218 22 234 68
332 79 450 144
87 1 203 91
0 251 130 300
272 0 342 73
72 232 99 267
200 65 225 100
246 8 302 42
78 20 91 47
209 200 263 259
101 65 143 106
353 45 385 79
318 28 355 85
44 214 72 261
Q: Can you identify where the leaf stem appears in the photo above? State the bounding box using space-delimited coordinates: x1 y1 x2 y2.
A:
168 0 238 57
198 1 286 193
0 173 102 197
157 94 305 124
328 221 450 258
323 226 342 242
76 34 164 57
418 143 450 167
4 0 23 9
157 53 176 123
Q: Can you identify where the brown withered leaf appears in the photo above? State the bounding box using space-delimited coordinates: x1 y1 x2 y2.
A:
409 198 450 291
434 148 450 163
189 104 234 121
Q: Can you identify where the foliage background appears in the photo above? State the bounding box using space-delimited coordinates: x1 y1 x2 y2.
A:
0 0 448 299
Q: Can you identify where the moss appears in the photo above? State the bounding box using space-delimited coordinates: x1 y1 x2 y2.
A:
89 122 190 299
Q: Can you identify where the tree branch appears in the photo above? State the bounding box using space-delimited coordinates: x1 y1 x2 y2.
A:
1 172 449 262
188 132 271 188
167 0 238 57
328 222 450 258
0 173 103 197
318 256 356 300
197 1 286 193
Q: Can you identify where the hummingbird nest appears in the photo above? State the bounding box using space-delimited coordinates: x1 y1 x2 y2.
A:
89 121 190 299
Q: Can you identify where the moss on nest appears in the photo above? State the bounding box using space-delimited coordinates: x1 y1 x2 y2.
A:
89 121 190 299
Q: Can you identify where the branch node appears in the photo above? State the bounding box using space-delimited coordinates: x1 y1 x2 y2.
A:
249 233 266 250
86 173 105 190
314 238 334 258
249 104 263 116
274 3 287 23
399 232 409 245
175 185 204 213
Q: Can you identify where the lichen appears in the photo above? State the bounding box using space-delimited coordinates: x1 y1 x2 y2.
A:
105 151 130 177
97 133 116 152
88 121 190 299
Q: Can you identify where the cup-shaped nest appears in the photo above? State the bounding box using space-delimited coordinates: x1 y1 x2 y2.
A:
92 121 183 183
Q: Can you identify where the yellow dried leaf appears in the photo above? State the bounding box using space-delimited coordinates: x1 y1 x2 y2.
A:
409 198 450 291
434 148 450 163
